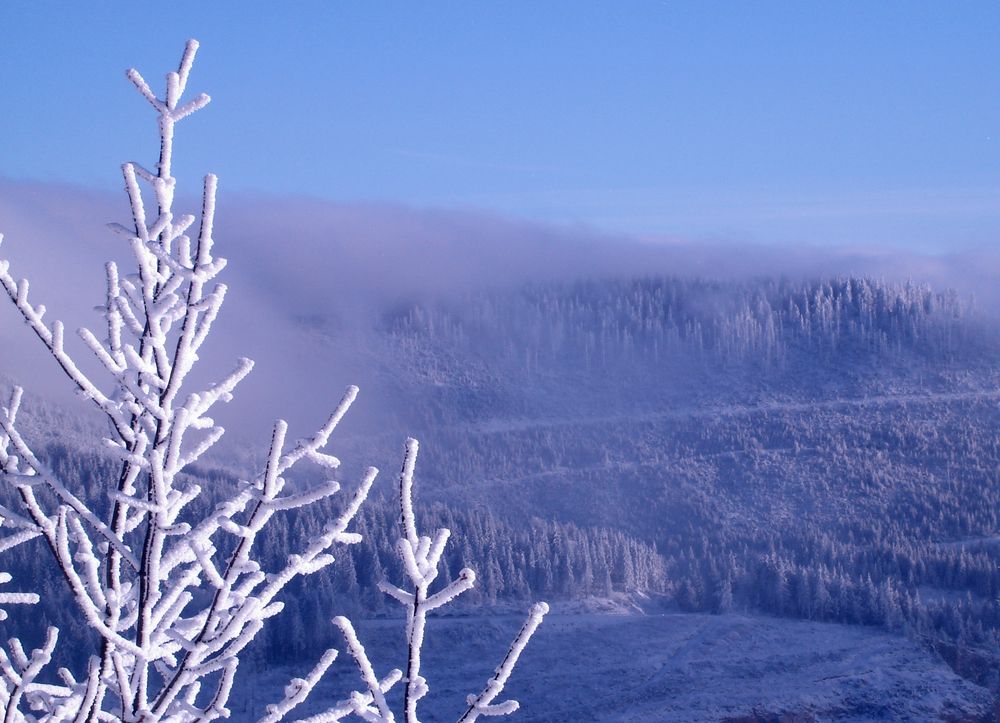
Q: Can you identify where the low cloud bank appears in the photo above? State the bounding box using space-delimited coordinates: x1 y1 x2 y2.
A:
1 179 997 439
2 179 995 319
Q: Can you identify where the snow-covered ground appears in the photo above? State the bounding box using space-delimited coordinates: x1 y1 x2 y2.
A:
231 609 992 721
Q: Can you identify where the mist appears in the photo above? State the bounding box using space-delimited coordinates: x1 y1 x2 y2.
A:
2 177 997 444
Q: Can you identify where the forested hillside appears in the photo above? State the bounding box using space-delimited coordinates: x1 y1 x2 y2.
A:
355 276 1000 690
0 440 664 667
7 275 1000 692
383 277 981 397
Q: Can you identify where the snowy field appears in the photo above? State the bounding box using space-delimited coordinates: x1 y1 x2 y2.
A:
232 608 992 721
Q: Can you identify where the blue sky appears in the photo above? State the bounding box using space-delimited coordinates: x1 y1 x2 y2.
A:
1 2 999 251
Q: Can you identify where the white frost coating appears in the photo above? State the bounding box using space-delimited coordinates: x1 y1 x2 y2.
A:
0 39 547 723
295 668 404 723
0 571 40 622
458 602 550 722
332 617 397 723
0 41 383 722
319 438 546 723
0 626 62 719
260 648 339 723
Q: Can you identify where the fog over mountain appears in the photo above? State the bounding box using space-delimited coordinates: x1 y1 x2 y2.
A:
7 177 1000 718
2 178 996 438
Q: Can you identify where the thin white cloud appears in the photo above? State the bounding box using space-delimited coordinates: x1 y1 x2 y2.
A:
2 177 998 440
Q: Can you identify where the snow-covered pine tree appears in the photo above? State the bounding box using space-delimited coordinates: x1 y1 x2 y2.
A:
0 40 545 722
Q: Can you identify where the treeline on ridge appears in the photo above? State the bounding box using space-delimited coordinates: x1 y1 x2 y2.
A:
384 276 984 373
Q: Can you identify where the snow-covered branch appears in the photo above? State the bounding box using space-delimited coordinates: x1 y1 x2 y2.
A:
328 438 546 723
458 603 549 722
0 38 546 723
260 648 339 723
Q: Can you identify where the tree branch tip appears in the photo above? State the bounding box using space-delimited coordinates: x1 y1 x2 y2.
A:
0 38 551 721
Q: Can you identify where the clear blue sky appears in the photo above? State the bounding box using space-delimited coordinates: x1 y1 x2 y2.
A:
1 2 999 251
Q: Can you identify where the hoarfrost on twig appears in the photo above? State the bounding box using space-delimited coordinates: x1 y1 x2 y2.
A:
0 38 546 723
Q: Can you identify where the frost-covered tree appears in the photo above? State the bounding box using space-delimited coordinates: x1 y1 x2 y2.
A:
0 40 545 722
